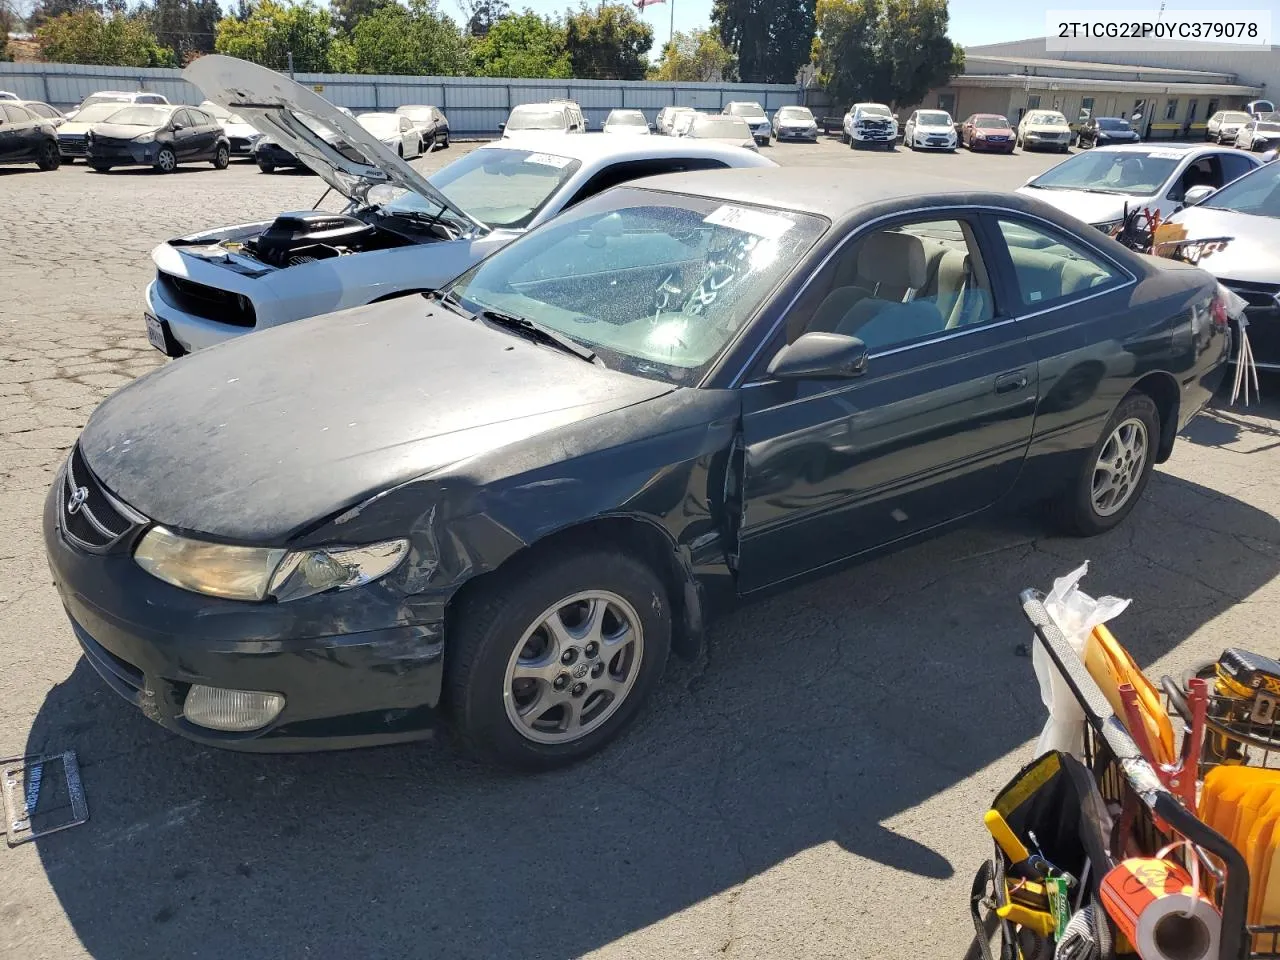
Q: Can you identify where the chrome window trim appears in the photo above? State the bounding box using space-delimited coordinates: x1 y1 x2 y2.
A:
731 203 1137 388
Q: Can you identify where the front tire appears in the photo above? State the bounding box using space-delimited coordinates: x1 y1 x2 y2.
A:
257 159 275 174
446 547 672 770
1054 392 1160 537
212 144 229 169
153 146 177 173
37 140 61 171
89 162 111 172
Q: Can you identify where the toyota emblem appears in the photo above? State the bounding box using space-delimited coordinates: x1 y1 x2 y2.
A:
67 486 89 515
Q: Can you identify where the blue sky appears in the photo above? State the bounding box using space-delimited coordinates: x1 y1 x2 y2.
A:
434 0 1279 50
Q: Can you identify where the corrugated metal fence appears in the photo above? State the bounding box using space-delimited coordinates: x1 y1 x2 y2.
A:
0 62 805 136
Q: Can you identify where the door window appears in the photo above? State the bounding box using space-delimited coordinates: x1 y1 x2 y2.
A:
1219 152 1258 185
1187 99 1199 122
1170 155 1224 199
1164 99 1178 121
2 104 33 122
782 217 997 355
172 109 193 128
995 219 1124 308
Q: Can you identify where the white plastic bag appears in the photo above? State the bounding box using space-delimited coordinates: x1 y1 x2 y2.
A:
1033 562 1131 757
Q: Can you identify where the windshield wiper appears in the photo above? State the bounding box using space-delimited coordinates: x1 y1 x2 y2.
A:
479 308 599 364
425 289 473 318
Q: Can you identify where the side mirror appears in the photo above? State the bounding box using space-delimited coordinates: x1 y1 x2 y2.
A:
172 120 185 130
498 122 506 132
1182 184 1217 205
766 332 868 380
649 122 656 130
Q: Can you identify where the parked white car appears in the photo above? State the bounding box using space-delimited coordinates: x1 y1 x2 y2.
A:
145 55 776 356
655 105 695 135
842 103 896 150
395 104 449 149
501 100 586 137
1016 110 1072 152
602 109 651 135
0 91 18 101
1245 99 1276 117
1206 110 1251 144
55 101 137 160
681 115 758 151
357 112 422 158
903 109 957 151
1234 115 1280 153
64 89 168 121
723 101 772 145
671 110 700 137
199 99 262 156
1016 143 1262 229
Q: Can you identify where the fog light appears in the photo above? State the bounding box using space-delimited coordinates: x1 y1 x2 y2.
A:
184 685 284 732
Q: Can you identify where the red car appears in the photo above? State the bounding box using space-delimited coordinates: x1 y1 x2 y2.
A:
960 114 1016 153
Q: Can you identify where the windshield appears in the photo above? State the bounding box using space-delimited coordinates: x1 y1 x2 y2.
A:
397 106 433 120
1097 118 1131 130
1201 163 1280 217
79 94 131 110
507 106 566 131
606 110 647 126
727 103 766 119
1029 149 1179 195
72 103 129 124
778 107 812 122
691 116 749 138
856 105 891 117
1256 122 1280 133
446 188 827 384
1027 112 1068 126
974 115 1011 128
375 147 581 229
1223 112 1250 122
104 105 172 127
917 111 951 126
358 114 400 138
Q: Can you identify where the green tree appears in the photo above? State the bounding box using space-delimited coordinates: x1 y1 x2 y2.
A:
336 0 466 74
214 0 333 71
0 0 13 61
329 0 392 34
563 2 651 80
712 0 814 83
138 0 222 58
652 27 735 82
813 0 961 108
37 8 174 65
460 0 508 37
471 9 569 78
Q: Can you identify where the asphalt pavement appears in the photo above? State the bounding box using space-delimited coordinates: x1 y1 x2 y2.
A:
2 137 1279 960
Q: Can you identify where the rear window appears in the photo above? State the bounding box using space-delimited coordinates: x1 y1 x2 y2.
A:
727 102 765 118
507 106 566 131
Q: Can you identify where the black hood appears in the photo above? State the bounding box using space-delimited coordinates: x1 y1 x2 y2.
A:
80 301 672 542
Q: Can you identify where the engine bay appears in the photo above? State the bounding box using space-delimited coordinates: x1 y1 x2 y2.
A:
171 209 453 270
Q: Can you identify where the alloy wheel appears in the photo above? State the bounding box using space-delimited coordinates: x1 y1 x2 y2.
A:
157 149 176 172
1091 417 1148 517
503 590 644 745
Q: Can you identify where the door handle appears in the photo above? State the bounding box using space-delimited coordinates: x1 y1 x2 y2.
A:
994 371 1029 394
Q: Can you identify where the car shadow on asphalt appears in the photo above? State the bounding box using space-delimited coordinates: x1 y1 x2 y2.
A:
1182 384 1280 451
21 472 1280 959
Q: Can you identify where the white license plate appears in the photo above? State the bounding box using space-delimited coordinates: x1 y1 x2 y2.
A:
144 313 167 352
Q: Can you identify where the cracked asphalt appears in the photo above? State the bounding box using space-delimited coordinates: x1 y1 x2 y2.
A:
2 140 1279 960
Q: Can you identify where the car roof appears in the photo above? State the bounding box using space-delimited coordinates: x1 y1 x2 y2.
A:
1089 143 1227 154
476 133 775 167
631 166 1034 222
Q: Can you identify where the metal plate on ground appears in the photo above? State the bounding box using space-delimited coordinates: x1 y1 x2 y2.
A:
3 751 88 847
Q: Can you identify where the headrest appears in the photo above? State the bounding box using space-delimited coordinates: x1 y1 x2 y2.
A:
858 231 928 290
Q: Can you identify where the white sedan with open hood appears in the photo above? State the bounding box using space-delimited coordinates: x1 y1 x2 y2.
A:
144 56 775 356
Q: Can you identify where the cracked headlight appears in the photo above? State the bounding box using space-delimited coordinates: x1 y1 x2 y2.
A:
134 526 409 602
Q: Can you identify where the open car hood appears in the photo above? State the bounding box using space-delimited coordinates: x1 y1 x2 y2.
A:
184 56 479 229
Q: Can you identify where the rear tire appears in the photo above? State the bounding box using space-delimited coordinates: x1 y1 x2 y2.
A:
37 140 61 171
212 144 229 169
446 546 672 771
1053 392 1160 537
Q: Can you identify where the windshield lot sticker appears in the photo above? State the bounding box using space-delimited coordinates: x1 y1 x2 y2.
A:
704 205 794 240
524 153 573 168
